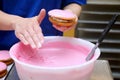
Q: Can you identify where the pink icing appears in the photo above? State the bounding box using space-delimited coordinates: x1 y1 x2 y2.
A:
0 50 11 60
14 41 90 67
48 9 76 19
0 62 7 71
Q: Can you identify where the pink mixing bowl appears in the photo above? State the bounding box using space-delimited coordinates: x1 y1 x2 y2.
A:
9 36 100 80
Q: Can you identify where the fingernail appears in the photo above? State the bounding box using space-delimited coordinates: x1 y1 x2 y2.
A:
32 44 36 49
38 43 42 48
24 42 29 45
41 40 44 44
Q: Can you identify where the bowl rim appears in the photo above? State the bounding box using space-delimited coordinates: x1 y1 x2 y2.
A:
9 36 101 70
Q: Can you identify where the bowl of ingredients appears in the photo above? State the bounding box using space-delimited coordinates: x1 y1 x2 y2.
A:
10 36 100 80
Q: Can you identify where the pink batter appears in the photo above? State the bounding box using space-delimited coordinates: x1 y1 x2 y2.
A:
15 41 89 67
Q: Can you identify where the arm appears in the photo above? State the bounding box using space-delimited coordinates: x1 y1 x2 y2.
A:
0 9 46 48
63 3 82 17
0 10 21 30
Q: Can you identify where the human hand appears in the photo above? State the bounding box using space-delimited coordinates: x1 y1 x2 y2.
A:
12 9 46 48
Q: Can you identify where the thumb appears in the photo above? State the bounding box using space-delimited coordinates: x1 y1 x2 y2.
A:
37 9 46 24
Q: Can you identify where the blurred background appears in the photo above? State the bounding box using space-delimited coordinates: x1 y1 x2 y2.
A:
70 0 120 80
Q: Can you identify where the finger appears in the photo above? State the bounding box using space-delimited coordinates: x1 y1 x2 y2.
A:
37 9 46 24
28 25 42 48
53 25 68 32
33 24 44 43
53 25 62 31
24 30 36 48
15 32 29 45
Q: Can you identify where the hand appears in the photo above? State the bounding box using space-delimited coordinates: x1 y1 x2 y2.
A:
12 9 46 48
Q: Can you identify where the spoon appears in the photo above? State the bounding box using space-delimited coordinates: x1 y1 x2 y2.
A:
86 14 119 61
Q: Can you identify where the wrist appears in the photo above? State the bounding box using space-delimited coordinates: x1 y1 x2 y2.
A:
10 15 23 30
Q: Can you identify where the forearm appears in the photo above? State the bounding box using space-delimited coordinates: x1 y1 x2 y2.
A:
0 10 21 30
63 3 82 17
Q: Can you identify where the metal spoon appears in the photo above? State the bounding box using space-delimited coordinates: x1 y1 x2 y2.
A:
86 14 119 61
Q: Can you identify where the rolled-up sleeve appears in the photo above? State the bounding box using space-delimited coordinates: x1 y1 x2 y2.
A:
62 0 86 7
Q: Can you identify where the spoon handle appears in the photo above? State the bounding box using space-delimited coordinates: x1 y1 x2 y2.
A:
86 14 119 61
98 14 119 44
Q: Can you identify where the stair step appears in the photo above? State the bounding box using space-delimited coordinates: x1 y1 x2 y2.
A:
82 11 120 15
87 0 120 5
78 20 120 24
78 28 120 33
112 72 120 79
76 38 120 44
